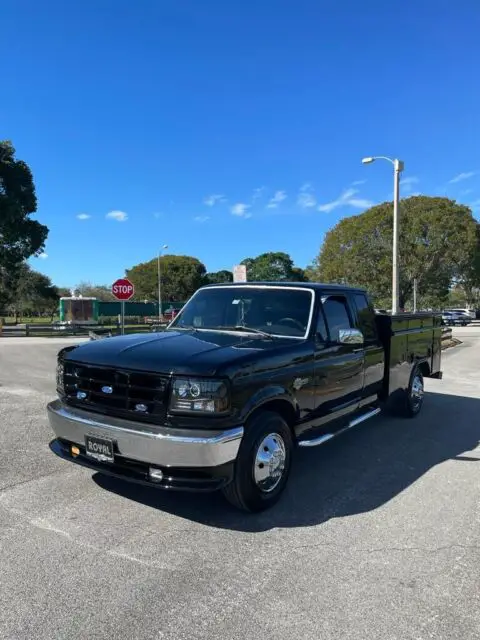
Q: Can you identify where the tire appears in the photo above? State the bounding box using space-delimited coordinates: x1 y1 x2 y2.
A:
402 366 424 418
222 410 293 513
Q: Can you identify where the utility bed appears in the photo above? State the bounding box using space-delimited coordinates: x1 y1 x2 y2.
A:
376 312 443 402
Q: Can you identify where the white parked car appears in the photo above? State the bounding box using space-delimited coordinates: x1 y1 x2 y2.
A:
442 311 471 326
446 308 476 320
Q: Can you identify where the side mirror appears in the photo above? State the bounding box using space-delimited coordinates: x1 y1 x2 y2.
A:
338 328 364 345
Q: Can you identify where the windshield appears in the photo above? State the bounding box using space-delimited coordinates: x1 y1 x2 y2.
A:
169 286 314 338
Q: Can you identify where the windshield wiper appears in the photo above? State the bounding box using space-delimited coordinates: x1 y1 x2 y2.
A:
210 325 274 340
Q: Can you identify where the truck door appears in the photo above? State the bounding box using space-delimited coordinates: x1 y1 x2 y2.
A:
350 292 384 401
312 293 364 422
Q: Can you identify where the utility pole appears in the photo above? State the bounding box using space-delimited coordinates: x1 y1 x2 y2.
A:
362 155 404 314
392 159 403 314
157 244 168 322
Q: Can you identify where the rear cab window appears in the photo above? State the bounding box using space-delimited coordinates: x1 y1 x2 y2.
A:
318 294 354 342
351 293 378 341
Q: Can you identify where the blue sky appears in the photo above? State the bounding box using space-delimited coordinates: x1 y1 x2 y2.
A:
3 0 480 287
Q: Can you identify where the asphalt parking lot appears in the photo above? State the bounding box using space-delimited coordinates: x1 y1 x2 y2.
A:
1 328 479 640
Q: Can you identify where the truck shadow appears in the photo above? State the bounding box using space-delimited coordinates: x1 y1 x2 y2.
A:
93 391 480 532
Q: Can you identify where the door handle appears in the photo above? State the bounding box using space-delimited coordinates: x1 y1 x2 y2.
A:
352 348 364 353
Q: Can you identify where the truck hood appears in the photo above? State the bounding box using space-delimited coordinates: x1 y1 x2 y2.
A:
64 329 294 376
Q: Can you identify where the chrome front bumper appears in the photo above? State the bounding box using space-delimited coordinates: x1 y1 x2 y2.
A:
46 400 244 468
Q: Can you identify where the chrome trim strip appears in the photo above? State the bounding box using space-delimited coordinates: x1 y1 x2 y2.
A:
298 433 335 448
298 407 381 447
47 400 244 468
347 407 381 428
49 404 243 445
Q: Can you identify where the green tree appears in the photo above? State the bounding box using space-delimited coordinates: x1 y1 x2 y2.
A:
453 222 480 307
312 196 478 309
203 270 234 285
8 263 59 320
291 266 308 282
241 252 298 281
57 287 73 298
304 261 320 282
126 254 207 302
74 281 116 301
0 141 49 306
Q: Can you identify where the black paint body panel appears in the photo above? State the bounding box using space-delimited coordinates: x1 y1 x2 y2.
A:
59 283 442 441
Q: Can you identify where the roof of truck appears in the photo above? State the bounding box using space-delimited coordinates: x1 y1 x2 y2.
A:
202 281 367 292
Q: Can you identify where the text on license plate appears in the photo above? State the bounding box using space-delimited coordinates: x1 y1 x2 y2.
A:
85 435 114 463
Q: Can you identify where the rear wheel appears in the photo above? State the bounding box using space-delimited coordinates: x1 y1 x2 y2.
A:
403 366 424 418
222 411 293 512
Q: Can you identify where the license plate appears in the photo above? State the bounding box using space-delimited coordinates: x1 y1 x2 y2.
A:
85 435 114 463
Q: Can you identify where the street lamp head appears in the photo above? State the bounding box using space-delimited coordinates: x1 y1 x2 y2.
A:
361 157 375 165
162 244 168 250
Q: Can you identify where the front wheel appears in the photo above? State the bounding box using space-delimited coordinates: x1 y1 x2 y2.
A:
222 411 293 512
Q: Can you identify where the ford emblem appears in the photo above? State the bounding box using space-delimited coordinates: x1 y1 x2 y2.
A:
101 385 113 394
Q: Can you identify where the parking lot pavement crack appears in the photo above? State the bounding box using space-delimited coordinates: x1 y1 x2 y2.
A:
0 469 67 494
295 541 480 555
0 501 166 570
362 543 480 555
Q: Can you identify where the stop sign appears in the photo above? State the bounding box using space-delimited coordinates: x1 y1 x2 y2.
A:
112 278 135 301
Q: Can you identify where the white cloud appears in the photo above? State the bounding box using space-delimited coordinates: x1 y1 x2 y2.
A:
106 210 128 222
400 176 420 194
204 194 226 206
38 252 48 259
153 212 163 219
351 179 366 186
193 215 210 223
231 202 251 218
298 192 316 208
470 199 480 210
252 186 266 202
460 188 473 196
400 175 419 187
297 183 316 208
347 197 376 208
449 171 476 184
76 213 91 220
266 190 287 209
318 188 373 213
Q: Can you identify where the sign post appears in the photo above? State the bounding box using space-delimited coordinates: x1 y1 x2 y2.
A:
233 264 247 283
111 278 135 335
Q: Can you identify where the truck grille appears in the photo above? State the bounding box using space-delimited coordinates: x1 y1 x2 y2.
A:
63 362 169 424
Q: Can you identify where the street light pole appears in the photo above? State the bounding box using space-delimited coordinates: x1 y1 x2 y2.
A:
157 244 168 322
392 159 402 314
362 155 404 314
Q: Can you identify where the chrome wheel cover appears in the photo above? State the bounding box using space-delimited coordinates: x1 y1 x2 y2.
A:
253 432 287 493
411 375 424 411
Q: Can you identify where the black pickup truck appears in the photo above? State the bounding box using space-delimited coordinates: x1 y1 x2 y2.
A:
47 282 442 512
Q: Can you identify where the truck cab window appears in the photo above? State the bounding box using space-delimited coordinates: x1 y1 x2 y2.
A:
353 294 377 341
321 296 352 342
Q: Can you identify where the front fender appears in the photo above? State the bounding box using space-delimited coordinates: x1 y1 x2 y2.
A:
58 344 80 361
237 384 299 423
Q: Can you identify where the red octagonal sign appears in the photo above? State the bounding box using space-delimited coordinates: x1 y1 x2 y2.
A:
112 278 135 301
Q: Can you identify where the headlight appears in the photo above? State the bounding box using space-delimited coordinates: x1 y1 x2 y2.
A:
56 360 65 394
170 378 230 414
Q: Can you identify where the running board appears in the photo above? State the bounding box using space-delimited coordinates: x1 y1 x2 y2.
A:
298 407 381 448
